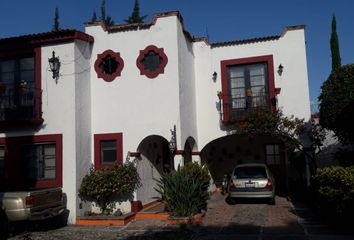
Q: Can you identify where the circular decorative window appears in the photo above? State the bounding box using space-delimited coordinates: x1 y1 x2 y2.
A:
136 45 168 79
94 50 124 82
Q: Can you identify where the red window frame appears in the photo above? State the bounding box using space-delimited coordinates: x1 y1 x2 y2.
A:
94 133 123 169
0 48 43 126
136 45 168 79
0 134 62 188
94 49 124 82
220 55 275 123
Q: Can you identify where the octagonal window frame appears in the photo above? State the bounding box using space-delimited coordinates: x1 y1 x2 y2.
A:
136 45 168 79
94 49 124 82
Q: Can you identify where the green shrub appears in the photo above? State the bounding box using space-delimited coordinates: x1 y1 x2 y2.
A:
154 162 210 218
78 163 140 214
312 166 354 216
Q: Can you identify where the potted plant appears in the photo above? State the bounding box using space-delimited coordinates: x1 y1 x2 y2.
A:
19 81 28 93
155 162 210 225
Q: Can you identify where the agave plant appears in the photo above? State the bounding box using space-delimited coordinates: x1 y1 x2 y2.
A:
155 162 210 218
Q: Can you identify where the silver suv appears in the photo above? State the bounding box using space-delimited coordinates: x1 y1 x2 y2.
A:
228 163 275 204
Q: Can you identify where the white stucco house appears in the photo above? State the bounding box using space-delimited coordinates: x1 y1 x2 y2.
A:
0 11 311 223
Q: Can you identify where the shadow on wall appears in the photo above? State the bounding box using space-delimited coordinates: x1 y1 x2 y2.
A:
200 134 284 187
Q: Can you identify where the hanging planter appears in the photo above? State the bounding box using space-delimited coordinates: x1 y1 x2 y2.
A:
19 81 28 93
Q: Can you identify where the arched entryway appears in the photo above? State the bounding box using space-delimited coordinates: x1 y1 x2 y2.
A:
200 134 288 194
182 137 197 165
135 135 173 205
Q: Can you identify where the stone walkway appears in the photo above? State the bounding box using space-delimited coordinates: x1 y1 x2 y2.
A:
7 193 354 240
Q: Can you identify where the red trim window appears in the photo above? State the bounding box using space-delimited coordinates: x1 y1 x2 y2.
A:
0 134 62 189
0 48 42 126
94 50 124 82
220 55 275 123
94 133 123 169
136 45 168 78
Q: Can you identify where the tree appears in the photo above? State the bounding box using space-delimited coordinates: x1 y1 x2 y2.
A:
330 15 341 72
232 110 324 170
100 0 106 22
124 0 147 24
53 7 60 31
319 64 354 144
91 11 97 22
104 16 114 26
100 0 114 26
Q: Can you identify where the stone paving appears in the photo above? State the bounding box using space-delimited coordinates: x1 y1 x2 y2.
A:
7 193 354 240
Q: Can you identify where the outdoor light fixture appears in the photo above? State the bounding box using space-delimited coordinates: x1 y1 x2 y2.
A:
169 125 177 154
277 64 284 76
212 71 217 82
48 51 61 83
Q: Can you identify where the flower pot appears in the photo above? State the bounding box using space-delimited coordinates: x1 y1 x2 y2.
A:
166 217 191 225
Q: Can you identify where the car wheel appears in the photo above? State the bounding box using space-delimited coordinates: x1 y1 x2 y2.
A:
268 197 275 205
0 211 8 240
225 196 237 205
53 210 68 228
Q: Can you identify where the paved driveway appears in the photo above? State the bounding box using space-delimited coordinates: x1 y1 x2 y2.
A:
8 193 354 240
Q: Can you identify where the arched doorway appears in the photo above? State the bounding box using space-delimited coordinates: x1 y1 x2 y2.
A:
183 137 197 165
200 134 287 193
135 135 173 205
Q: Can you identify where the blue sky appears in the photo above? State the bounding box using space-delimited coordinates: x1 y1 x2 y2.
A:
1 0 353 111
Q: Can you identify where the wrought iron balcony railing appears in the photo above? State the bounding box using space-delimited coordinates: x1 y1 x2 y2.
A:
219 92 272 122
0 90 36 121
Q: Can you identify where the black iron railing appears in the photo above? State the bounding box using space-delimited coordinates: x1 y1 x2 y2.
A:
222 93 271 122
0 90 35 121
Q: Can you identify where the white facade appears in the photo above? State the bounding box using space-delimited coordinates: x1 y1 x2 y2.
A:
0 11 311 223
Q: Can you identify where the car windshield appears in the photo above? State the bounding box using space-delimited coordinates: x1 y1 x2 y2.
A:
234 167 267 179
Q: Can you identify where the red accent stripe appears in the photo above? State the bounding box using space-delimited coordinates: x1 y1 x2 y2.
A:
129 152 141 157
175 150 184 155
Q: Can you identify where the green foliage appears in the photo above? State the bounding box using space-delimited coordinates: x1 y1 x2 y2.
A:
100 0 106 22
155 162 210 218
125 0 147 24
53 7 60 31
232 110 325 174
330 15 341 72
78 163 140 213
99 0 114 26
104 16 115 26
233 110 324 153
91 11 97 22
318 64 354 143
312 166 354 216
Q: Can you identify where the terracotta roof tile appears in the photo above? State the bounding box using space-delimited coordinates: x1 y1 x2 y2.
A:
0 29 94 48
210 35 280 48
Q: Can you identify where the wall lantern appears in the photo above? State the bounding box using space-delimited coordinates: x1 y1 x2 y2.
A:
212 71 217 82
48 51 61 83
277 64 284 76
169 125 177 154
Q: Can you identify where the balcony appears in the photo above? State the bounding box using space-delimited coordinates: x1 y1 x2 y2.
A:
0 88 41 127
220 92 274 123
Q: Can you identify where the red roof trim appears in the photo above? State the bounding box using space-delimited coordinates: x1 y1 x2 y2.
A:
0 29 94 49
